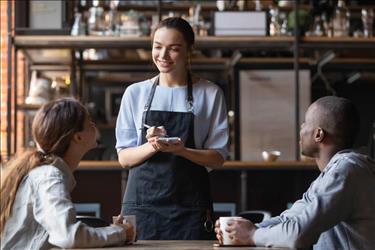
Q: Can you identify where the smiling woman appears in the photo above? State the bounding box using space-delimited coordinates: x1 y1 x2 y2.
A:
152 25 191 78
115 17 229 240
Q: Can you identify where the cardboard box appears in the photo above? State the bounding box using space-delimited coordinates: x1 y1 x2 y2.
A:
214 11 267 36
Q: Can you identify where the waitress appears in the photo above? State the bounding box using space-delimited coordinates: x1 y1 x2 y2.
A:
115 17 228 240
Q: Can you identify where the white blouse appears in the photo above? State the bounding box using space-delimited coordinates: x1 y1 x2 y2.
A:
1 157 127 250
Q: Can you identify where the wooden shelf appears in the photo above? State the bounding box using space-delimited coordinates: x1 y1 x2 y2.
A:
223 160 317 170
13 35 294 49
14 35 375 50
78 160 317 171
300 37 375 49
18 103 41 110
79 1 219 12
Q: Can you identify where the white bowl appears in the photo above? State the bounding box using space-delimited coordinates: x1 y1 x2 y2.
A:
262 151 281 162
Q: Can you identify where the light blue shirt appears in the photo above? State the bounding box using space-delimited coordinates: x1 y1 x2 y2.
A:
253 150 375 250
1 157 127 250
115 77 229 161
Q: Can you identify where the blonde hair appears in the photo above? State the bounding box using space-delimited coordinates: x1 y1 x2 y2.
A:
0 98 87 233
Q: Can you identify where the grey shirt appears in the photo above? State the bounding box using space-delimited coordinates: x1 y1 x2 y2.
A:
253 150 375 250
1 157 126 250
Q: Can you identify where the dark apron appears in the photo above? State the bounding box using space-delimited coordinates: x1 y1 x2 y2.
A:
122 73 214 240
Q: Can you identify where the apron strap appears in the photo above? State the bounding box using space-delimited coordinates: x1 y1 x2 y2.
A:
142 72 194 128
187 71 194 113
142 77 159 129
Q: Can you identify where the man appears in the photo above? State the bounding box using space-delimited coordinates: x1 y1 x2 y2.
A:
215 96 375 249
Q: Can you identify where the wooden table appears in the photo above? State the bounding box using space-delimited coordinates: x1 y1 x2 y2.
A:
63 240 292 249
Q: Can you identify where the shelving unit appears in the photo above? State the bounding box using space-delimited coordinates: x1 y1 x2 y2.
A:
7 1 375 213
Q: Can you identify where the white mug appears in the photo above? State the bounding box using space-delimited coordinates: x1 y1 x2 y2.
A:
219 216 242 245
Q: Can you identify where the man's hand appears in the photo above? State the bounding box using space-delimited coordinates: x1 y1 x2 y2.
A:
215 218 257 246
215 219 224 245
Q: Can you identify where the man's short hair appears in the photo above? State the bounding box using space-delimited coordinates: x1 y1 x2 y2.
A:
315 96 360 148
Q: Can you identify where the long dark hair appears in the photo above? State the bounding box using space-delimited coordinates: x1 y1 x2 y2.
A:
0 98 87 233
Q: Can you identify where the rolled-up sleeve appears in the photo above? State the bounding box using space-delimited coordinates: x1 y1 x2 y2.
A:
203 87 229 160
33 169 126 248
115 87 138 152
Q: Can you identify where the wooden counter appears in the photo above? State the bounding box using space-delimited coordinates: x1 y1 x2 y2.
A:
78 160 317 171
56 240 292 250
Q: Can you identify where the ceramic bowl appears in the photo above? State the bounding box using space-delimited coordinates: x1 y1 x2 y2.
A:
262 150 281 162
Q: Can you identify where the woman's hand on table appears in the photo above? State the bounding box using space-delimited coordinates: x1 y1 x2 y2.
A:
112 214 136 244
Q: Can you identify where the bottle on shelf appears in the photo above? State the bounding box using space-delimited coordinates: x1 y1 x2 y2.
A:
107 0 120 36
361 8 374 38
236 0 245 11
269 5 281 36
87 2 106 35
311 15 325 37
322 13 332 37
216 0 226 12
332 0 350 37
71 11 86 36
279 12 289 36
254 0 262 11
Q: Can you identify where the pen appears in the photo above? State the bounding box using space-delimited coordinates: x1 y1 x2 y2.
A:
143 124 168 135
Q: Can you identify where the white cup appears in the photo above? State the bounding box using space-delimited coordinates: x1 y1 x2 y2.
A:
219 216 242 245
123 215 136 243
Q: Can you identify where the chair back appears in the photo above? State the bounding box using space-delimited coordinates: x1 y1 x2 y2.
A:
76 215 109 228
237 210 271 223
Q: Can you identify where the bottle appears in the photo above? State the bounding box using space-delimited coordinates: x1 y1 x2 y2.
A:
269 5 280 36
254 0 262 11
71 12 86 36
322 13 332 37
108 0 120 36
362 8 374 37
216 0 226 11
332 0 350 37
312 15 325 37
279 13 289 36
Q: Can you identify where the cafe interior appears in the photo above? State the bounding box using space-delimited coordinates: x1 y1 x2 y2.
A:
1 0 375 249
